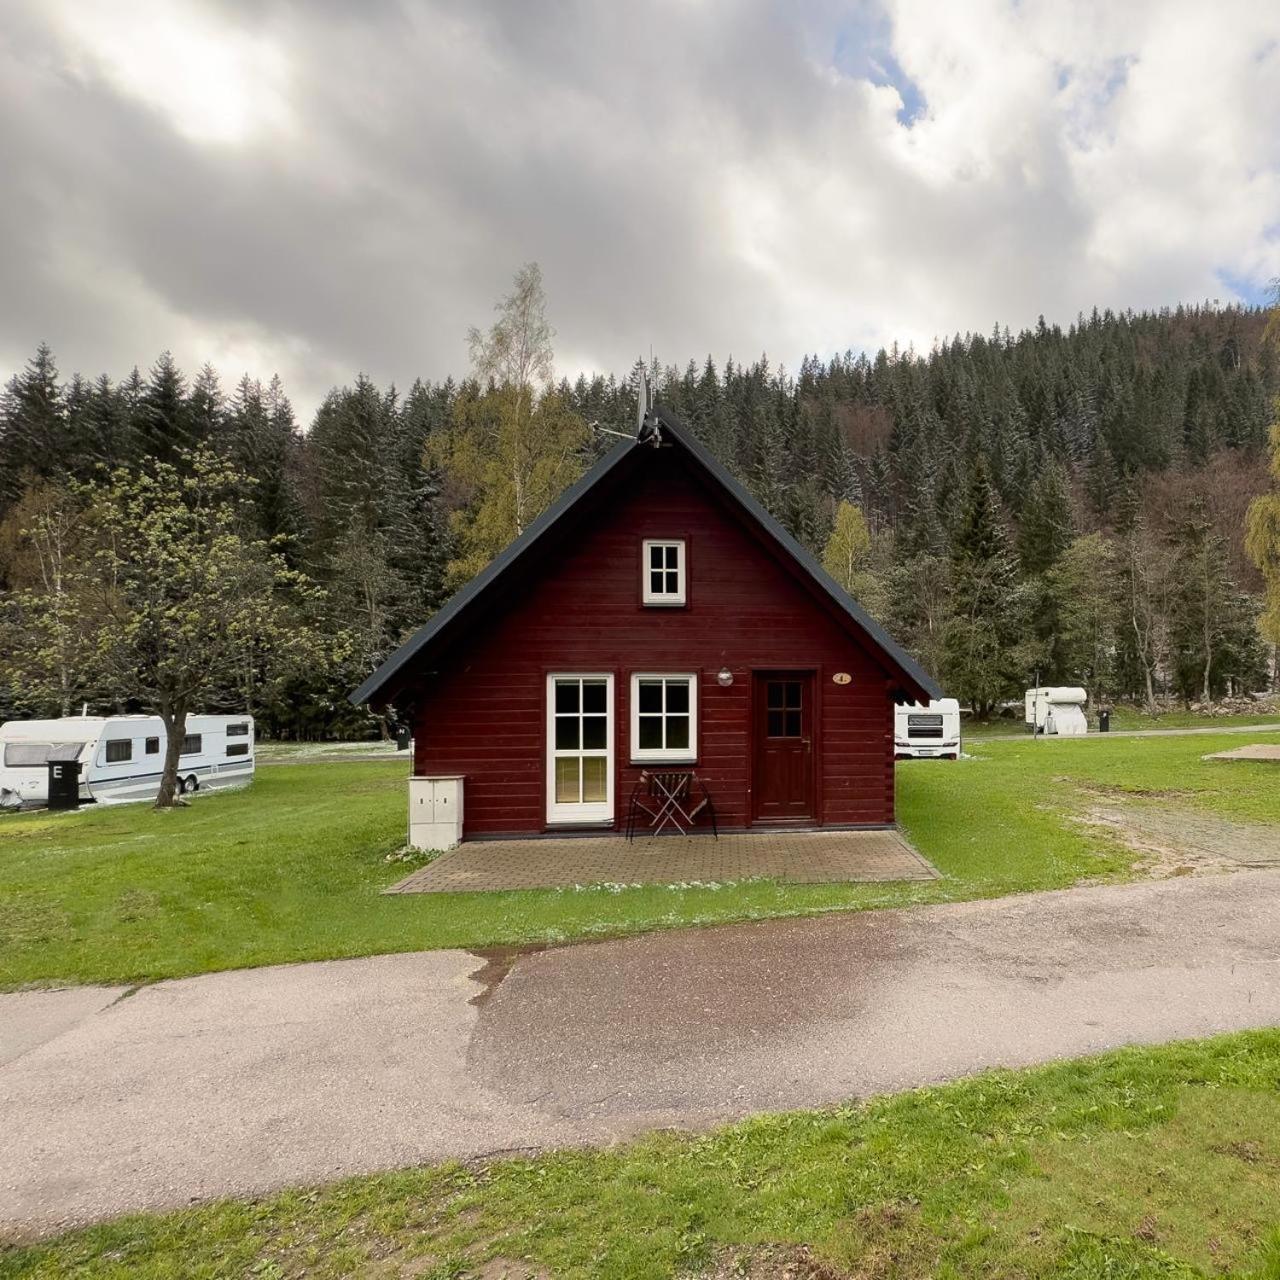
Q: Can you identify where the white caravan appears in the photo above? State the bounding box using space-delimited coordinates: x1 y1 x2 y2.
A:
894 698 962 759
0 714 255 809
1024 687 1088 736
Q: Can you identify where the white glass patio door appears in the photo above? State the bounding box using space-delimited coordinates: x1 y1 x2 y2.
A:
546 674 614 824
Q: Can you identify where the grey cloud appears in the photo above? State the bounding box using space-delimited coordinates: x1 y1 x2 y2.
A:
2 0 1278 420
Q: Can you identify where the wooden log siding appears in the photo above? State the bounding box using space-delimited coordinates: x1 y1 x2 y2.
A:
410 448 897 837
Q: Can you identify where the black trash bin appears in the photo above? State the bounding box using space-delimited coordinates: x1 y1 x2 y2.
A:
394 725 412 751
46 758 81 810
1098 708 1111 733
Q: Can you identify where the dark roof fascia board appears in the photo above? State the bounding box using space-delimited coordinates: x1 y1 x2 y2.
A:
349 437 636 706
650 405 942 703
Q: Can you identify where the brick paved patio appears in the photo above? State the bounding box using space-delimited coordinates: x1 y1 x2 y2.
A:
386 828 938 893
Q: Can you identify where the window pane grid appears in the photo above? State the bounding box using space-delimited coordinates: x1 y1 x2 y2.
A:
552 677 610 809
766 681 803 738
632 675 696 759
642 540 685 604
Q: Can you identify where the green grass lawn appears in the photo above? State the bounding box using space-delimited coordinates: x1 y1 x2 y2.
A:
254 740 401 762
2 730 1278 989
5 1029 1280 1278
963 705 1280 738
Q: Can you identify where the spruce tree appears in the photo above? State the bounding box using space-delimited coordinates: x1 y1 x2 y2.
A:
1016 460 1074 576
138 351 191 463
0 343 66 514
188 363 226 448
942 459 1028 716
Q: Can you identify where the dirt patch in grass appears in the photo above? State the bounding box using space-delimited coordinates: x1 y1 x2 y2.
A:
695 1244 849 1279
1063 778 1209 801
0 898 74 949
1082 801 1280 876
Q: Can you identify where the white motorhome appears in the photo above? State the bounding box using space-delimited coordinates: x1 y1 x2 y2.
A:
0 714 255 810
1024 687 1088 736
894 698 961 759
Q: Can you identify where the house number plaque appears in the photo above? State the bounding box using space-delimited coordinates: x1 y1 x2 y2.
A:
832 672 852 685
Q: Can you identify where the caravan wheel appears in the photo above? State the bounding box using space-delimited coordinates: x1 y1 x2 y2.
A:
185 775 199 793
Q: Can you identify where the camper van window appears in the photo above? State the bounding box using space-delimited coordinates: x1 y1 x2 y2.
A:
226 743 249 757
145 737 159 754
180 734 202 756
227 722 250 737
4 742 76 768
105 739 132 763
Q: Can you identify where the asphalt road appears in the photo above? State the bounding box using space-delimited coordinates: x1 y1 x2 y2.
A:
3 869 1280 1238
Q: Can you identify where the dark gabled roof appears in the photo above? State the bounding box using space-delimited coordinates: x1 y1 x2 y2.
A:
351 405 941 707
649 408 940 702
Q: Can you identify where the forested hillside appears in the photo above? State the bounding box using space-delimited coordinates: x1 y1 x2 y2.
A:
3 291 1277 736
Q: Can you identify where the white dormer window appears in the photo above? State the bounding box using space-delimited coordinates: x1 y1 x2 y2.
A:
642 539 686 605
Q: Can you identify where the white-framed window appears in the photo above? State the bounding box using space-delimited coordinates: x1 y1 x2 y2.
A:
546 674 614 824
630 673 697 762
642 539 686 605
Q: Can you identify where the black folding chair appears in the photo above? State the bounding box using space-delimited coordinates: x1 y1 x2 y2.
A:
626 770 718 840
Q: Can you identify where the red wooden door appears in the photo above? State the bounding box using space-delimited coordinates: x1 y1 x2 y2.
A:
753 672 815 823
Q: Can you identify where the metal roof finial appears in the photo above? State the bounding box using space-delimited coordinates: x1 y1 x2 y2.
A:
635 365 663 446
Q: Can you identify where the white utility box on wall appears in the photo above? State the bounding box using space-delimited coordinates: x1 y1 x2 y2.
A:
408 775 464 851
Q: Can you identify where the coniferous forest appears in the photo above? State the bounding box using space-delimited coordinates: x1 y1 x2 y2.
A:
2 286 1278 738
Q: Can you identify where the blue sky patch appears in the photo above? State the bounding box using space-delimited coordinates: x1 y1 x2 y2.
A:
1217 269 1275 308
833 14 926 126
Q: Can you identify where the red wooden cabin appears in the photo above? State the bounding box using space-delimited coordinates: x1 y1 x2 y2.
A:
352 407 939 839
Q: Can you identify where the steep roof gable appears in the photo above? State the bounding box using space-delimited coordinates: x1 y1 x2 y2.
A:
351 406 941 707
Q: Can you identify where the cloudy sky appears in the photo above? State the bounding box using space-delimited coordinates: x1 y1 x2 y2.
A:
2 0 1278 421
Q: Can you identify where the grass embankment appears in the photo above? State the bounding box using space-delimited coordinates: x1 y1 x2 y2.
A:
1 730 1278 988
4 1030 1280 1278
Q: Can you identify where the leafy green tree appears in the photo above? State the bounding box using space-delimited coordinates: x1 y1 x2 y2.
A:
885 553 951 680
1169 499 1258 702
1246 414 1280 652
0 479 96 716
822 501 886 617
431 263 587 583
79 449 327 806
1114 512 1174 712
436 385 585 584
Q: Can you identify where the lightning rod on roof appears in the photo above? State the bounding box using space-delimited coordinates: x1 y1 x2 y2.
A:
635 365 650 435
